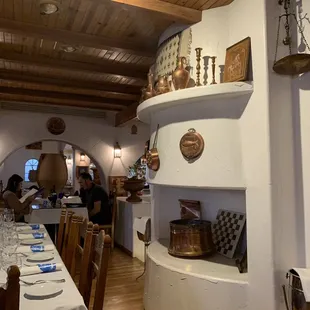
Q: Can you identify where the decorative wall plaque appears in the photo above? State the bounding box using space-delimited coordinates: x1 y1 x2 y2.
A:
180 128 204 162
47 117 66 135
223 37 251 82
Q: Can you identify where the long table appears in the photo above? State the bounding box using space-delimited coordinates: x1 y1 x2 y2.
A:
0 226 87 310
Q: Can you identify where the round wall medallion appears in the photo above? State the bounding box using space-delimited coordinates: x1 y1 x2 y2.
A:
47 117 66 135
180 128 204 162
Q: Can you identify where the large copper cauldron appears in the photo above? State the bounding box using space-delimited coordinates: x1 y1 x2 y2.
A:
168 219 214 258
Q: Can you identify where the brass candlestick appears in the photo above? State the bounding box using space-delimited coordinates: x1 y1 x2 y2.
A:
211 56 217 85
195 47 203 86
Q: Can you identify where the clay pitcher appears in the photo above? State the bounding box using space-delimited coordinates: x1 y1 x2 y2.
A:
155 75 171 95
172 56 190 90
144 72 155 100
36 153 68 196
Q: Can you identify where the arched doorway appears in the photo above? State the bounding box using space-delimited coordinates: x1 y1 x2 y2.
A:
0 139 106 193
0 112 116 190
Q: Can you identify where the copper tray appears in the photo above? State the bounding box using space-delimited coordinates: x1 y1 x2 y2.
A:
168 219 214 258
273 54 310 75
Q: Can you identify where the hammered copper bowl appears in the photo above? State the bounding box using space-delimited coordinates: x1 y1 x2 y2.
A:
168 219 215 258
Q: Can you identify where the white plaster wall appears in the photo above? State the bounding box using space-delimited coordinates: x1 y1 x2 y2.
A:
225 0 276 309
148 98 245 189
190 7 229 84
111 122 150 177
154 186 245 240
0 111 150 190
143 1 283 309
295 0 310 268
144 256 248 310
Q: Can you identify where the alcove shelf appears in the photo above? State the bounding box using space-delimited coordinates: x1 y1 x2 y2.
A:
148 239 248 283
137 82 253 124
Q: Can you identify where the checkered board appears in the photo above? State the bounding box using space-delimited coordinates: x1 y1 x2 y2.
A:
212 209 246 258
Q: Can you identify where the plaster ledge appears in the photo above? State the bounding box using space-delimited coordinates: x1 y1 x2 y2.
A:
137 82 253 124
148 239 248 285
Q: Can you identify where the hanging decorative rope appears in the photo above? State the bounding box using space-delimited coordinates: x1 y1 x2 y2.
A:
273 0 310 75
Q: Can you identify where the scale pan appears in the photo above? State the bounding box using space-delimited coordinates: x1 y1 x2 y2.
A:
273 54 310 75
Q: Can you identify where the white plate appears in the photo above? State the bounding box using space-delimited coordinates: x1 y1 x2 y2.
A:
15 223 27 226
24 283 63 300
20 239 43 246
26 253 54 262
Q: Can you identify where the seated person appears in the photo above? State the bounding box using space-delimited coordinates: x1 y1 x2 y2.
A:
78 172 111 225
2 174 35 222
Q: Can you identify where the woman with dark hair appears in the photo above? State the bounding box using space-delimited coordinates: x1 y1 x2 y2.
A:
2 174 35 222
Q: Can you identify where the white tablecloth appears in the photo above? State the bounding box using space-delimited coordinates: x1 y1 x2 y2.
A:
0 227 87 310
25 207 89 224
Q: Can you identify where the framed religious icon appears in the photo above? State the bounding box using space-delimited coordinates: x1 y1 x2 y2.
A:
223 37 251 82
109 176 127 197
76 166 89 178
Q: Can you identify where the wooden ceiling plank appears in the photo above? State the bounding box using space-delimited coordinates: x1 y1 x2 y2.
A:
0 85 132 106
111 0 202 24
0 78 139 101
0 18 156 57
0 94 124 111
0 69 141 94
0 48 147 81
115 101 139 126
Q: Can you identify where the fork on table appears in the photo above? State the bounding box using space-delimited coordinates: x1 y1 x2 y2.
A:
20 279 66 285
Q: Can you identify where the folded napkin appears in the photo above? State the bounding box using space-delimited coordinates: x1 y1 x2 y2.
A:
18 233 47 240
20 263 63 276
16 224 44 232
16 244 54 253
292 268 310 301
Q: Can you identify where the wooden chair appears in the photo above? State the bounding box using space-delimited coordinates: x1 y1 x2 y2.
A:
78 223 99 307
56 207 67 253
99 194 117 249
0 266 20 310
65 215 84 271
61 210 74 261
69 218 93 278
91 231 112 310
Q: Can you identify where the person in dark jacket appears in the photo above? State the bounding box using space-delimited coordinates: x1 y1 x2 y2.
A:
78 172 111 225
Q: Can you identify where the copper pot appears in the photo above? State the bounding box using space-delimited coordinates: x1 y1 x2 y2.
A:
169 219 214 257
172 56 190 90
144 72 155 100
123 179 145 203
155 75 171 95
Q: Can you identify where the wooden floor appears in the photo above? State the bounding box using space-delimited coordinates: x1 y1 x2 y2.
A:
89 248 145 310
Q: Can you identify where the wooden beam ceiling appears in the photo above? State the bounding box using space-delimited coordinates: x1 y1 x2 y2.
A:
0 49 147 82
0 78 139 101
0 18 155 58
111 0 202 24
0 86 129 111
0 70 142 95
115 101 140 126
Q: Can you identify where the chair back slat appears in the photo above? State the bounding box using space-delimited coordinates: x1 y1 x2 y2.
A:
61 210 74 261
0 266 20 310
92 232 112 310
56 207 67 253
67 215 84 274
79 223 99 306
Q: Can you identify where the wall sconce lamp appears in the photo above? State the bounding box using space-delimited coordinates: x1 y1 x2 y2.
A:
80 153 86 162
114 142 122 158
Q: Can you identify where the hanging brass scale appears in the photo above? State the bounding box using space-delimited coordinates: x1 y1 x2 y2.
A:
273 0 310 75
